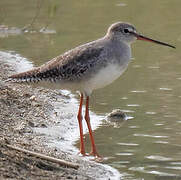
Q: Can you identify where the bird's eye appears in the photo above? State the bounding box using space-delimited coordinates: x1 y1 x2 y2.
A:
123 28 129 33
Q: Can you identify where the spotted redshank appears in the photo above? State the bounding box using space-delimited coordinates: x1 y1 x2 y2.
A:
8 22 175 157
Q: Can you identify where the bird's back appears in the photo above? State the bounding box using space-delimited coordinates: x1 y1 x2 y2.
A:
9 39 106 84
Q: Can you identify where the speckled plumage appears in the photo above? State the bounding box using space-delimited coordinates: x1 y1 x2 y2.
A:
12 45 104 82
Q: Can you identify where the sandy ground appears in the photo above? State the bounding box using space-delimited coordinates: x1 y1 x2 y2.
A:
0 51 121 180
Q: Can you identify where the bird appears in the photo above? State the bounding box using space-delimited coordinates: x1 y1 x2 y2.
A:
8 22 175 157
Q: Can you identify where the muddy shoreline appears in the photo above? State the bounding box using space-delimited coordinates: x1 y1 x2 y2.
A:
0 51 120 180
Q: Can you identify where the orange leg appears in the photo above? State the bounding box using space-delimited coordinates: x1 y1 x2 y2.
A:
77 93 85 155
85 96 100 157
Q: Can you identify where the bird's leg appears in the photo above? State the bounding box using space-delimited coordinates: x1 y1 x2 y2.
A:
77 93 85 155
85 96 100 157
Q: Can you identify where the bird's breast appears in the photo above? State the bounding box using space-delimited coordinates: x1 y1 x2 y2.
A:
82 62 128 95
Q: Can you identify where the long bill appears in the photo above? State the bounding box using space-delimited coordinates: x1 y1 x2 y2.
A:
132 32 175 49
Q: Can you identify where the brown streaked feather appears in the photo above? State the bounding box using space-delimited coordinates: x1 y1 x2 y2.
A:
8 42 104 83
9 67 41 83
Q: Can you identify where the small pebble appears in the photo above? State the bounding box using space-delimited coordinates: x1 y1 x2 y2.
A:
28 121 35 127
40 123 47 128
30 95 36 101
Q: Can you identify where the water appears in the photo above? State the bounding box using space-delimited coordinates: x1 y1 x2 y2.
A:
1 0 181 179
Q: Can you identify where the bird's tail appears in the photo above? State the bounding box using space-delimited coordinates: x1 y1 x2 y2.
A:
7 67 42 83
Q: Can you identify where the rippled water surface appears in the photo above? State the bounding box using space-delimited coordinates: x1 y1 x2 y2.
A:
1 0 181 179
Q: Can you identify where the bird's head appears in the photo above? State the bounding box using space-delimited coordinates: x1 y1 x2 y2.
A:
107 22 175 48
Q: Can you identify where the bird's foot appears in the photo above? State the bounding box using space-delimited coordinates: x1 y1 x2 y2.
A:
78 150 88 157
89 152 103 162
78 150 103 161
89 151 100 157
89 151 103 161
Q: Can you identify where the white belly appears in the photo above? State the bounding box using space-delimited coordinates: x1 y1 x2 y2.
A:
83 63 128 95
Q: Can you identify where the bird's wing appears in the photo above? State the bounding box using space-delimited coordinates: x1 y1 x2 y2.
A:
8 42 105 83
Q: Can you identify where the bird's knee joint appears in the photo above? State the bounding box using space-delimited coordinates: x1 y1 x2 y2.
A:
77 114 83 121
84 115 90 122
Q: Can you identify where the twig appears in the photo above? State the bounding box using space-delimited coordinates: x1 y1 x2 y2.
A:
22 0 43 31
6 144 79 169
